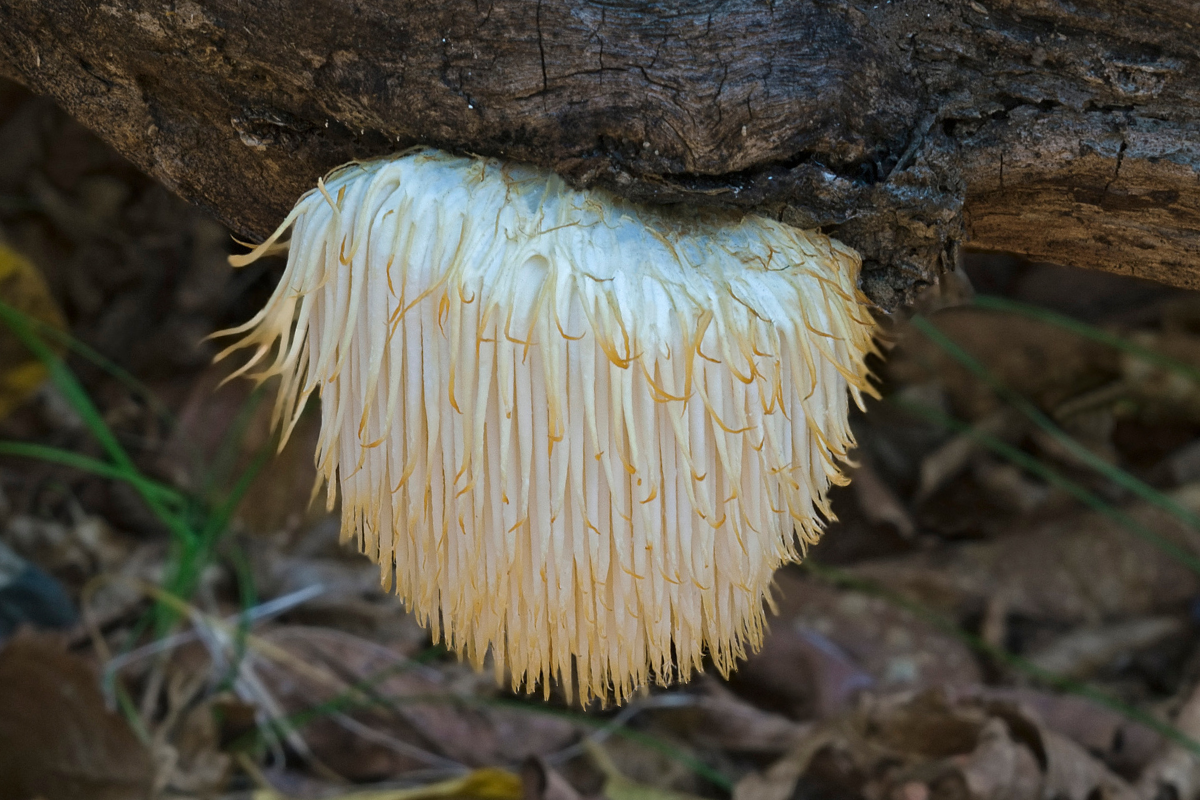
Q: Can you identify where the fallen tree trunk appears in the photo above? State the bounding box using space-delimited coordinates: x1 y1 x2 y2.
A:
0 0 1196 309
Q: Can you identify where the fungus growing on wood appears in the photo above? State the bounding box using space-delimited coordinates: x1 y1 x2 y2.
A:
217 148 878 704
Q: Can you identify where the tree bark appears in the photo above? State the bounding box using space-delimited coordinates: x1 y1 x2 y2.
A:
0 0 1196 309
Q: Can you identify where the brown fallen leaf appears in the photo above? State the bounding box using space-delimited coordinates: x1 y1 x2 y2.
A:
1024 616 1184 680
585 741 707 800
951 717 1043 800
875 692 1136 800
852 457 915 538
1038 727 1137 800
735 691 990 800
970 456 1051 515
955 691 1137 800
1135 678 1200 800
731 728 838 800
0 631 154 800
733 570 981 718
859 689 990 760
962 687 1162 777
657 679 809 754
157 697 232 795
851 486 1200 625
520 758 585 800
255 626 579 778
736 689 1141 800
915 410 1023 503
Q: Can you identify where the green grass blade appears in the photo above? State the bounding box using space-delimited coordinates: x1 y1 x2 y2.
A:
0 440 186 506
113 682 153 745
214 543 258 694
2 301 244 523
973 294 1200 384
199 433 274 550
893 399 1200 575
6 307 178 424
910 314 1200 532
0 300 134 470
0 287 280 634
0 299 195 545
156 436 273 624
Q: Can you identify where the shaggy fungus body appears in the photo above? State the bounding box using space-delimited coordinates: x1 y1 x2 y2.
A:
219 148 877 704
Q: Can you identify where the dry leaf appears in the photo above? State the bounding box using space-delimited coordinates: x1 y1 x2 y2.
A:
0 631 153 800
732 729 837 800
951 718 1042 800
1025 617 1183 680
733 570 981 718
852 486 1200 624
1136 679 1200 800
657 679 809 753
963 687 1162 777
737 690 1141 800
158 699 232 794
860 690 990 760
867 691 1136 800
255 626 578 777
521 758 584 800
852 458 915 538
1039 728 1137 800
915 410 1022 503
585 741 707 800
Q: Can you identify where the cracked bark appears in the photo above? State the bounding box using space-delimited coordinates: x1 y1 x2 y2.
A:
0 0 1196 309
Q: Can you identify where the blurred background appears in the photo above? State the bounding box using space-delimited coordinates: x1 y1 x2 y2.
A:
3 76 1200 800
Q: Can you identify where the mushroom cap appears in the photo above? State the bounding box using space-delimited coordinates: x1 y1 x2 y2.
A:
217 148 877 704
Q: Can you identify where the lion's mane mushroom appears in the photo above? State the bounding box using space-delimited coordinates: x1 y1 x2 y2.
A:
217 147 878 704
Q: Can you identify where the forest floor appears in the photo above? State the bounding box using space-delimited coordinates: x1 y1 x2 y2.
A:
2 78 1200 800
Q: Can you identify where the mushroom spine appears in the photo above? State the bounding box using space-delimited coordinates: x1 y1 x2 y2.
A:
217 148 878 704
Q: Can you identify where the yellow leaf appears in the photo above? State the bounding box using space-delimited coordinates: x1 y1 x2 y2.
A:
0 243 66 419
253 767 524 800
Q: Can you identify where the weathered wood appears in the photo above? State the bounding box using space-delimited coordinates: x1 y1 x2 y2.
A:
0 0 1196 308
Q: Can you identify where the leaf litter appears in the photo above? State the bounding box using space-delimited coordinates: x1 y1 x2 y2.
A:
4 77 1200 800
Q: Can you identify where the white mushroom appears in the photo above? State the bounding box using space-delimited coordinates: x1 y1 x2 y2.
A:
216 147 878 704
